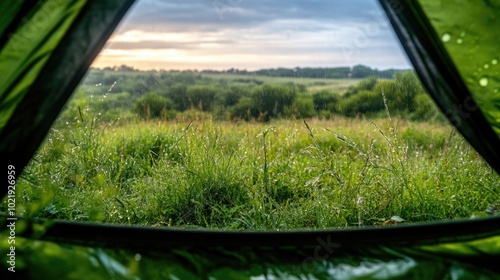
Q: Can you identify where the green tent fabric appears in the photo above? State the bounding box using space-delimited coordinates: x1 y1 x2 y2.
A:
0 0 135 195
378 0 500 173
2 235 499 279
419 0 500 136
1 0 499 279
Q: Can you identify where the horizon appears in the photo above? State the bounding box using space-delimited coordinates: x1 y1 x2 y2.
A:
91 0 412 71
89 64 412 73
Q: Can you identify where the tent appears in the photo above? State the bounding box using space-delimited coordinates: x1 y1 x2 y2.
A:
1 0 499 278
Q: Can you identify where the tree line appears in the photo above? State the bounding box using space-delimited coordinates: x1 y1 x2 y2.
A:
61 68 445 124
94 64 403 79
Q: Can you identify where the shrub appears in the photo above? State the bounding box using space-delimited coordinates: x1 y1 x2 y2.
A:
251 84 296 121
187 85 217 111
344 76 378 98
166 84 190 111
135 93 176 119
374 80 399 111
312 90 339 111
219 85 251 107
411 93 446 122
357 76 378 91
286 96 316 118
230 97 259 121
393 71 423 112
338 90 384 117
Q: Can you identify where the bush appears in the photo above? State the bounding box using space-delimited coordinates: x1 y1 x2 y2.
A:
166 84 190 111
338 90 384 117
286 96 316 118
219 85 251 107
312 90 339 111
187 85 217 111
135 93 176 119
411 93 446 122
393 71 423 112
374 80 398 110
357 76 378 91
251 84 296 121
230 97 259 121
344 76 378 98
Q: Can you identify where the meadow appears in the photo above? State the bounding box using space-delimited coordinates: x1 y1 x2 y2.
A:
12 67 500 230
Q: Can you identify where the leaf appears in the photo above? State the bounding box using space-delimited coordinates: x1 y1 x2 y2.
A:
391 216 405 222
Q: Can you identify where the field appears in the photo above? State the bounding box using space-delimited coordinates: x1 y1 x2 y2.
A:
11 68 500 230
202 73 360 92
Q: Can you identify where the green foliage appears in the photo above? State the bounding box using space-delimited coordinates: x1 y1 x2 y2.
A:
373 71 429 116
165 84 190 111
187 85 217 111
13 116 499 230
393 71 423 112
343 76 378 98
251 84 296 121
411 93 446 122
230 97 259 121
219 85 249 107
135 93 176 120
286 96 315 118
338 90 384 117
70 68 446 122
312 90 339 111
356 76 378 91
4 234 499 279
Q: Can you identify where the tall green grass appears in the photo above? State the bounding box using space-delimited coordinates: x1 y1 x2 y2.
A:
14 112 499 230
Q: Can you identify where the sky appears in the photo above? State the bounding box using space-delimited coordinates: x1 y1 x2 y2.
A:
91 0 412 71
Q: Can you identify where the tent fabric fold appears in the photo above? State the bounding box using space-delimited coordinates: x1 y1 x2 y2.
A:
0 0 135 200
0 0 499 278
377 0 500 173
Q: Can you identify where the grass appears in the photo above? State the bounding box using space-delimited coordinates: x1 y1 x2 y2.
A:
13 112 499 230
201 73 360 93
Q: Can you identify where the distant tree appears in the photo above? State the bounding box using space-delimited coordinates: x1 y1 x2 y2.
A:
286 96 315 118
220 85 250 107
351 65 375 78
117 64 137 72
344 76 378 98
393 71 423 112
187 85 217 111
357 76 378 91
312 90 339 111
135 93 175 119
411 93 445 122
166 84 189 111
338 90 384 117
251 84 296 121
230 97 259 121
373 71 424 113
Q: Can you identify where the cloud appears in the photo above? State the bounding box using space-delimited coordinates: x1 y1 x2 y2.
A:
117 0 382 33
94 0 411 70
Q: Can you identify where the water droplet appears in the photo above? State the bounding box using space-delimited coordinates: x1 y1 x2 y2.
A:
484 64 490 69
460 31 466 37
135 253 141 261
479 77 488 87
492 59 498 65
457 38 463 44
441 33 451 42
